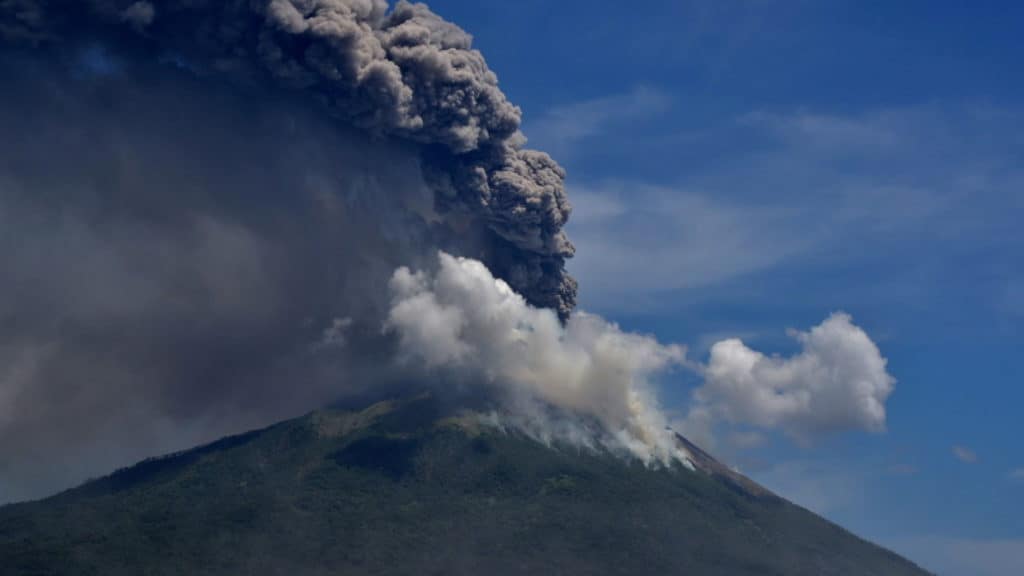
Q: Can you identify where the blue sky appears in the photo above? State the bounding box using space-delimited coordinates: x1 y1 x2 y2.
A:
429 2 1023 574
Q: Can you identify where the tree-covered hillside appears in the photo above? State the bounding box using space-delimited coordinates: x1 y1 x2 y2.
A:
0 395 930 575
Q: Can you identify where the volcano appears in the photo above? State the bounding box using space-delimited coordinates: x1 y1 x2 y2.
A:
0 394 928 575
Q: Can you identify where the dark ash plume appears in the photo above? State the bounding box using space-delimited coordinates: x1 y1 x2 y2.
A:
0 0 574 502
2 0 576 315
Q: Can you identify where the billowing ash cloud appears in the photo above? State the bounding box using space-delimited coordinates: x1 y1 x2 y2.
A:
684 313 896 442
0 0 574 502
0 1 899 503
1 0 575 314
385 252 690 466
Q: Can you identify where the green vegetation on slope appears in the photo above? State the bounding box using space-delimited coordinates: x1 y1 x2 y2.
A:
0 395 929 575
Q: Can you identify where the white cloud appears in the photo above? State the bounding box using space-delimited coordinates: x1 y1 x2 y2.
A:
557 103 1024 314
567 183 808 308
385 252 690 466
687 312 895 441
1009 468 1024 482
731 105 1023 246
952 445 978 464
524 86 671 159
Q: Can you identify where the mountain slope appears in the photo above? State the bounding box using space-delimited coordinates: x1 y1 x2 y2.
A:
0 395 929 575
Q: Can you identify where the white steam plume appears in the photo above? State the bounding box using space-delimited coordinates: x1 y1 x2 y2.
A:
385 252 692 466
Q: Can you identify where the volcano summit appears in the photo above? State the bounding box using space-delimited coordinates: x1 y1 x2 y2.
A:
0 394 930 575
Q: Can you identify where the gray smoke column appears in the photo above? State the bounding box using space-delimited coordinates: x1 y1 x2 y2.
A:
1 0 576 315
0 0 574 502
385 252 692 467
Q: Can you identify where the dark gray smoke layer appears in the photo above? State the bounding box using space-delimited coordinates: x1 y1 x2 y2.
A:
2 0 576 314
0 1 574 502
